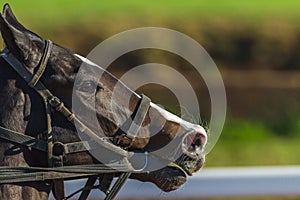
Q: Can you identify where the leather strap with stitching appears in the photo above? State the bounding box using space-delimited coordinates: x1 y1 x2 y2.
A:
113 94 151 148
126 94 150 140
28 40 53 88
0 125 91 154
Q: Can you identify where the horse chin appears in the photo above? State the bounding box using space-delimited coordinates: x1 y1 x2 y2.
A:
152 151 205 191
131 154 205 192
175 152 206 176
153 165 187 192
131 164 187 192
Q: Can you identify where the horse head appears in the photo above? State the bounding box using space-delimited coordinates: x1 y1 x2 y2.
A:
0 3 207 194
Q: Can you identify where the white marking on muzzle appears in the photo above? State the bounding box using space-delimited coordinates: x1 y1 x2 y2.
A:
150 103 207 145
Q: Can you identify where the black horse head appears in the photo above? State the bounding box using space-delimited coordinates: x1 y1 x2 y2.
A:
0 4 207 199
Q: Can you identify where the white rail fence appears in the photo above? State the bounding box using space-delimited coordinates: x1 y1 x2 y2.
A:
53 166 300 199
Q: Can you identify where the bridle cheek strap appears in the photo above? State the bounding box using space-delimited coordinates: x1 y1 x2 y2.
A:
113 94 150 149
127 94 151 140
28 40 53 88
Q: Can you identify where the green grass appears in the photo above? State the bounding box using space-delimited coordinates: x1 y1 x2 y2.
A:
207 137 300 166
206 119 300 167
4 0 300 24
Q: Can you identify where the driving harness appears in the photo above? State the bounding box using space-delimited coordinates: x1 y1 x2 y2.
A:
0 40 151 200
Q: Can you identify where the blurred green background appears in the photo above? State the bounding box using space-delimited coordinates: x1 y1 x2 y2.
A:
2 0 300 167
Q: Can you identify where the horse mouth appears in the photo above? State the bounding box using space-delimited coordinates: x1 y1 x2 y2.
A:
174 151 205 176
147 131 206 192
146 152 205 192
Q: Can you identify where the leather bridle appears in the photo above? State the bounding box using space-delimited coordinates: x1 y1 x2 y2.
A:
0 40 151 200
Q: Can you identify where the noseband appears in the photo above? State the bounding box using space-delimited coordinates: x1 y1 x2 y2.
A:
0 40 151 200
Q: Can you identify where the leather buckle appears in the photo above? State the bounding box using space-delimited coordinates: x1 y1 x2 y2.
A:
113 134 132 149
52 142 65 167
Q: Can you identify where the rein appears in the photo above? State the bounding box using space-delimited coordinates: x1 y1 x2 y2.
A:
0 40 151 200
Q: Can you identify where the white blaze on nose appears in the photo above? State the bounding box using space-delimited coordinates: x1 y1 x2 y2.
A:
150 103 207 145
75 54 97 66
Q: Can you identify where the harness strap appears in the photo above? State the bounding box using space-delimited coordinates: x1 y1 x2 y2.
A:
63 141 91 154
104 172 131 200
0 164 133 184
0 171 89 184
64 173 130 200
0 126 47 152
127 94 150 140
113 94 150 148
28 40 53 88
0 126 92 154
65 177 98 200
78 177 97 200
52 134 66 200
46 101 54 167
99 173 114 194
47 96 129 157
53 179 66 200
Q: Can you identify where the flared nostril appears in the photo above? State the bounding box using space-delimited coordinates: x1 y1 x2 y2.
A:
192 132 207 147
195 126 207 146
182 131 206 158
193 137 201 147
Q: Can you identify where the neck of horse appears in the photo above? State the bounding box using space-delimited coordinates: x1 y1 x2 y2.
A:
0 58 50 200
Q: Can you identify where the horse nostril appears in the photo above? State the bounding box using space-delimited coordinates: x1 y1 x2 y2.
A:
195 126 207 145
192 137 201 147
181 131 205 158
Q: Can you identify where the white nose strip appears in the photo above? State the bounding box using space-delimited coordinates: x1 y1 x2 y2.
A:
151 103 208 145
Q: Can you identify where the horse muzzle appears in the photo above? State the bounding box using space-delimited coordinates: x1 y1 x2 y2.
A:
175 129 207 175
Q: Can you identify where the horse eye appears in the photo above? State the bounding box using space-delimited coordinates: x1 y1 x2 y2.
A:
80 81 97 93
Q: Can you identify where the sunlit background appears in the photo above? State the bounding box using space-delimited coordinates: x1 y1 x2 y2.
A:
2 1 300 199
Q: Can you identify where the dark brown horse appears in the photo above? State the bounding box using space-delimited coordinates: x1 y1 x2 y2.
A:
0 4 207 200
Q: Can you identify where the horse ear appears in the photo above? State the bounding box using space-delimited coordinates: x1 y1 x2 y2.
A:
0 3 44 68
